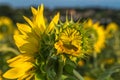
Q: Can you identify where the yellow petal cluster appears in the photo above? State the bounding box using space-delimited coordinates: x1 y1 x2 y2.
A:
3 4 59 79
54 19 84 61
3 54 34 79
55 28 82 57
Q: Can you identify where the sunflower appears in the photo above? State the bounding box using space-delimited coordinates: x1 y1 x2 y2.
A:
105 22 118 38
0 16 14 40
55 28 82 56
54 19 86 63
3 4 59 80
84 19 106 53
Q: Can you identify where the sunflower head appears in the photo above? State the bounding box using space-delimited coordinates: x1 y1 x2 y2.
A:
0 16 14 40
55 27 82 56
55 21 82 56
55 19 94 62
3 4 60 80
84 19 106 53
105 22 119 38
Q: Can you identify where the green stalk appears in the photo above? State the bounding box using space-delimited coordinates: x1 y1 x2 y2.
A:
55 57 64 80
0 45 19 55
93 52 97 68
73 69 84 80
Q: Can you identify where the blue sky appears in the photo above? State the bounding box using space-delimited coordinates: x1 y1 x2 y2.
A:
0 0 120 9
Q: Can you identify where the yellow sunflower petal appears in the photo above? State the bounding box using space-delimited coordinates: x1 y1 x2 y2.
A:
25 74 34 80
46 12 60 33
3 68 24 79
23 16 33 28
18 73 30 80
17 23 38 39
35 4 46 33
7 55 22 63
8 55 32 67
19 43 37 54
20 36 39 54
3 62 33 79
30 4 46 37
87 19 92 26
14 35 38 54
31 7 37 15
93 22 100 28
14 34 28 48
17 23 32 35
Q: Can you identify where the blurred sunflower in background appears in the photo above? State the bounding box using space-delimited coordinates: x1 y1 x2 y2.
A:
84 19 106 53
0 16 14 41
105 22 118 39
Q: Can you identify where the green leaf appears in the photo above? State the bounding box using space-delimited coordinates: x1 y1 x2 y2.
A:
97 64 120 80
73 69 84 80
61 75 68 80
64 59 76 74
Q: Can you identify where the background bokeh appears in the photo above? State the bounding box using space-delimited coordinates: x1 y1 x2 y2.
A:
0 0 120 25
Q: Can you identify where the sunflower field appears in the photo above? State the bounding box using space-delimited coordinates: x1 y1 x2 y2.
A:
0 4 120 80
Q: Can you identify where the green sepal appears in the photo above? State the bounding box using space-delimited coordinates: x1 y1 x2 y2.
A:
97 64 120 80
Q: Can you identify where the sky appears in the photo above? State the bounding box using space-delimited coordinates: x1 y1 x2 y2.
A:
0 0 120 9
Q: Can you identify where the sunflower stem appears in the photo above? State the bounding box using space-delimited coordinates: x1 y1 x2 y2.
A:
93 52 97 68
55 56 64 80
73 69 84 80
